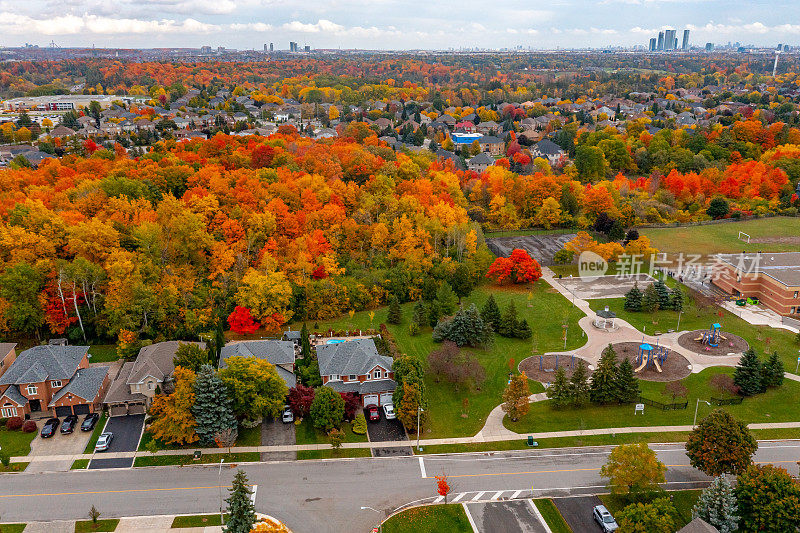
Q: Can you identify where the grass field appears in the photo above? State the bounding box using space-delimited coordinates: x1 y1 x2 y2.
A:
87 344 120 363
382 504 472 533
138 422 261 452
600 489 701 529
0 524 25 533
171 514 227 528
133 451 259 467
0 427 36 458
642 217 800 255
294 417 371 459
533 499 571 533
74 518 119 532
71 458 90 469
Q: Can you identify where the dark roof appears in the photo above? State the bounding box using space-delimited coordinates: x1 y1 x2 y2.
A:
104 362 147 405
325 378 396 395
221 340 295 367
0 345 88 386
468 153 494 166
283 330 302 340
677 518 719 533
479 135 503 144
0 385 27 406
49 366 109 406
534 139 564 156
127 341 205 385
316 338 393 377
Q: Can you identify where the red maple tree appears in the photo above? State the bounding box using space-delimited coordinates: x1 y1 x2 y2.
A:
486 248 542 285
227 306 261 334
435 473 451 503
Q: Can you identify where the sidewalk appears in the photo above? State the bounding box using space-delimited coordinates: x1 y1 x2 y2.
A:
16 513 285 532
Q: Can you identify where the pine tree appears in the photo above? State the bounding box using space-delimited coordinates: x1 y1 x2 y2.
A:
499 301 519 338
569 360 590 407
624 283 642 312
481 294 501 331
693 476 739 533
670 287 684 312
300 322 311 359
654 280 671 310
762 351 784 388
642 283 660 313
387 295 402 325
615 358 640 403
223 470 256 533
427 299 441 328
192 365 237 447
547 366 571 408
590 344 618 404
514 318 532 340
733 348 763 396
412 300 427 327
436 281 457 315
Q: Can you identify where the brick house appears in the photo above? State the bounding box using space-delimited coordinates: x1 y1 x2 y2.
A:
0 345 109 418
315 338 396 406
220 340 296 389
711 252 800 317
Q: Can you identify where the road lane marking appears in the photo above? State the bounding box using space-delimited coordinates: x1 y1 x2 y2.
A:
433 496 444 503
471 491 485 501
418 456 426 478
490 491 503 501
528 499 552 533
250 485 258 505
462 502 479 533
0 485 225 499
451 492 466 502
511 490 523 499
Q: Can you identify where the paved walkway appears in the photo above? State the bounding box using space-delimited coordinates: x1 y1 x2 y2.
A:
14 513 286 533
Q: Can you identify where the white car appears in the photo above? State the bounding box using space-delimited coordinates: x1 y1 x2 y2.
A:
95 432 113 452
383 403 396 420
282 406 294 423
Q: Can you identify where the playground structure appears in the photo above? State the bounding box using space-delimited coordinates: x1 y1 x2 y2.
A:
694 323 726 348
634 341 668 373
539 354 575 373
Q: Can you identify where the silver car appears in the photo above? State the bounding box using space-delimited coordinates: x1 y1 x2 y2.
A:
383 403 396 420
593 505 618 532
281 406 294 423
95 432 113 452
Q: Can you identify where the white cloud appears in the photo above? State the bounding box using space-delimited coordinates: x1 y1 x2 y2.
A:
0 12 218 34
687 21 800 36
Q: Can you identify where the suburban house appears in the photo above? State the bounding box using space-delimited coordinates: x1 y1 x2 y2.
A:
282 330 303 349
220 340 296 388
468 152 494 173
478 135 505 156
711 252 800 317
315 338 395 406
531 139 567 166
105 341 204 416
0 345 110 418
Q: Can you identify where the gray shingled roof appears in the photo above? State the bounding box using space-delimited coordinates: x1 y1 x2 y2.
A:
275 366 297 388
534 139 564 156
220 340 295 366
0 385 28 406
49 366 109 406
104 362 147 405
677 518 719 533
0 345 88 386
325 378 396 395
127 341 205 385
316 339 393 377
469 153 494 166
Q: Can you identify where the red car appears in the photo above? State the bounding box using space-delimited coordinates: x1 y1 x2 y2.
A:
367 405 380 421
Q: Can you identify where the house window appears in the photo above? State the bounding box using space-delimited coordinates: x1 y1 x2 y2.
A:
349 375 357 381
26 385 37 395
51 380 62 388
373 370 383 379
794 291 798 298
330 374 340 381
1 406 15 417
148 382 154 390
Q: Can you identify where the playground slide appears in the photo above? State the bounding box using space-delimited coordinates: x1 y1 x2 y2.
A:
694 335 704 342
652 357 663 373
634 358 647 373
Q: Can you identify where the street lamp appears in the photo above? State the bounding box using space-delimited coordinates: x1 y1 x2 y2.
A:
676 309 683 332
693 399 711 428
218 458 225 526
360 506 382 533
416 407 425 451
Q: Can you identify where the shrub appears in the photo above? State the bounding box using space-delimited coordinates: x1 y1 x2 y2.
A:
22 420 37 433
5 417 23 431
352 413 367 435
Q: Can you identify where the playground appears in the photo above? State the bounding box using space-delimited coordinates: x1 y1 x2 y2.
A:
677 324 749 356
608 341 692 382
518 354 593 382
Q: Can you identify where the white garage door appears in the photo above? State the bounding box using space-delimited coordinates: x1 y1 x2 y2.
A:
363 394 379 407
379 392 393 405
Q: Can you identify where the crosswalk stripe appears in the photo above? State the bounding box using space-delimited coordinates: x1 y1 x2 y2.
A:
451 492 466 503
491 491 503 501
471 491 485 501
433 496 444 504
511 490 523 499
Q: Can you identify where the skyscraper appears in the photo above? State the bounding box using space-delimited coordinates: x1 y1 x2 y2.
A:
657 31 664 51
664 29 676 50
270 43 274 52
289 41 298 52
682 29 690 50
649 38 656 52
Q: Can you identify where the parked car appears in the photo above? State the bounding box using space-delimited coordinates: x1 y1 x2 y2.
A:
95 432 114 452
367 404 380 422
383 403 396 420
60 414 79 434
593 505 618 532
281 406 294 423
81 413 100 432
40 417 59 438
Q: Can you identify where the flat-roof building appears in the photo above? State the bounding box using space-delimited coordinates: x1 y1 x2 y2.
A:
712 252 800 317
2 95 124 112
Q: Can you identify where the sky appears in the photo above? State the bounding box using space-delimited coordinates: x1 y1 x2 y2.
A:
0 0 798 50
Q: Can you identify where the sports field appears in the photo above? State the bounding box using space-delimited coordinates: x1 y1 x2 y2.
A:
642 217 800 255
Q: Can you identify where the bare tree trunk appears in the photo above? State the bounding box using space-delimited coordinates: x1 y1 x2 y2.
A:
71 281 86 341
56 268 68 316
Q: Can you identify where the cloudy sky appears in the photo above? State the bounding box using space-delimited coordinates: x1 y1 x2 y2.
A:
0 0 797 50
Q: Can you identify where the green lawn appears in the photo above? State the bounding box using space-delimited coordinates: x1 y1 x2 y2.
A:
84 412 109 454
294 417 371 459
0 524 26 533
600 489 701 529
642 217 800 255
0 428 36 458
87 344 120 363
171 514 227 528
505 367 800 434
533 499 571 533
235 425 262 447
74 519 119 532
138 422 260 452
287 281 585 439
133 452 259 467
382 504 472 533
71 459 90 470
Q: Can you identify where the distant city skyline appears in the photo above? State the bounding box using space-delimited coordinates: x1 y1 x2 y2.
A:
0 0 798 50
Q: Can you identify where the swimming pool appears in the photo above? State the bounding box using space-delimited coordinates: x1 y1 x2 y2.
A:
326 339 346 344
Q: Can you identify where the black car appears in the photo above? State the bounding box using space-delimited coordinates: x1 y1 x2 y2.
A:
60 414 79 434
81 413 100 432
40 417 60 438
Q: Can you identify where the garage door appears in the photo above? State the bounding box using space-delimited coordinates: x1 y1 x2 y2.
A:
73 404 90 415
379 392 393 405
127 404 146 415
363 394 378 407
55 405 73 417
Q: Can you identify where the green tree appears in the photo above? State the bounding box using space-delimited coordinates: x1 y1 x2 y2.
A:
309 386 345 431
300 322 312 359
435 281 457 316
693 476 739 533
498 301 519 338
761 351 784 388
412 300 427 327
450 263 474 304
641 283 660 313
514 318 532 340
670 287 684 312
706 197 730 219
546 366 571 408
569 360 590 407
733 348 763 396
616 497 678 533
480 294 501 331
653 280 671 310
223 470 256 533
218 356 288 421
685 409 757 476
387 295 402 325
0 262 44 335
624 283 642 312
501 373 530 422
590 344 619 404
735 463 800 533
173 343 210 373
600 443 667 498
88 100 102 127
614 358 640 403
427 299 441 328
432 304 492 347
574 145 608 182
192 365 237 447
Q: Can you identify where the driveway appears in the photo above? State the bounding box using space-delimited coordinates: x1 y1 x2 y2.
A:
553 495 604 533
464 500 548 533
26 418 93 472
364 408 411 457
89 414 145 469
260 418 296 461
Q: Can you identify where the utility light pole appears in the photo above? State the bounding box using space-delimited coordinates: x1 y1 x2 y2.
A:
693 398 711 428
416 407 425 451
218 458 225 526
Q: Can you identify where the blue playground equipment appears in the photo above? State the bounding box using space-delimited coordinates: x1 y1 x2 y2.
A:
635 340 667 373
539 354 575 373
695 323 725 348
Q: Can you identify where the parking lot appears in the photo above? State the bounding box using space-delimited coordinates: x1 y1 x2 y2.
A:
553 495 604 532
26 417 94 472
364 407 411 457
88 414 145 469
464 500 548 533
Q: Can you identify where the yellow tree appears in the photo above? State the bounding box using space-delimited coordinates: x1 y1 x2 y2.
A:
534 197 562 229
502 372 530 421
148 367 199 446
600 443 666 497
236 267 293 331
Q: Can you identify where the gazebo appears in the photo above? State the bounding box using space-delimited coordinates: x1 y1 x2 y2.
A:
593 306 618 330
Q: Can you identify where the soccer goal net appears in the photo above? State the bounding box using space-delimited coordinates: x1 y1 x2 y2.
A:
738 231 751 243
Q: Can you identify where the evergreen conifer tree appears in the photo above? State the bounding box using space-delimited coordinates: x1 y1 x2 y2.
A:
692 476 739 533
546 366 571 408
481 294 501 331
733 348 763 396
514 318 532 340
654 280 671 310
300 322 311 359
642 283 660 313
670 287 684 312
569 360 590 407
761 351 784 388
387 295 402 325
624 283 642 312
614 358 640 403
428 299 441 328
192 365 237 447
590 344 619 404
223 470 256 533
412 300 427 327
499 301 519 338
436 281 457 315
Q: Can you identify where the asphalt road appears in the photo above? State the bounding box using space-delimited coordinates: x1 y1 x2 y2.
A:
3 441 799 533
466 500 547 533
